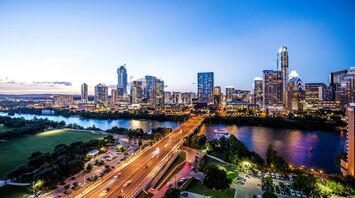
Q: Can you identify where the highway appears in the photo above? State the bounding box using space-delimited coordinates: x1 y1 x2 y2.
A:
76 116 205 198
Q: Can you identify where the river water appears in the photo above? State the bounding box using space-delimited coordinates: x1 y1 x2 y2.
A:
0 112 346 173
199 124 346 173
0 112 179 132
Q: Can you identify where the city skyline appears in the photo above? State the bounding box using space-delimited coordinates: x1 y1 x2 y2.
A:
1 0 355 94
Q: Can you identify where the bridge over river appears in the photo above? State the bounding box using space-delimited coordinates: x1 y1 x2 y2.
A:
75 116 205 198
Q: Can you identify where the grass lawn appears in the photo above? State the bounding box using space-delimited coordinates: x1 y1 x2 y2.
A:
186 179 235 198
0 124 12 133
205 157 239 181
0 185 31 198
0 129 105 178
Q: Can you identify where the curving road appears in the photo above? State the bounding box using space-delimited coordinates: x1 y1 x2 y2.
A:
75 116 205 198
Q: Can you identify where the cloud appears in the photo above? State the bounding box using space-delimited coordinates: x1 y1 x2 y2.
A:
32 81 72 86
0 80 77 94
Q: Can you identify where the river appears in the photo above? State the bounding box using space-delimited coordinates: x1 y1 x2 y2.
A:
0 112 178 132
199 123 346 173
0 112 346 173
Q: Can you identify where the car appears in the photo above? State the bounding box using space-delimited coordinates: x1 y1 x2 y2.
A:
166 182 172 187
113 172 122 179
123 180 132 187
291 192 296 196
296 193 302 197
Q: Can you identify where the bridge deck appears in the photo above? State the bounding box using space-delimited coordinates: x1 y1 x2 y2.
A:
76 116 205 198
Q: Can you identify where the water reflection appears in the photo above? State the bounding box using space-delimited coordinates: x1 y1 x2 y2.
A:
0 113 178 132
200 124 346 173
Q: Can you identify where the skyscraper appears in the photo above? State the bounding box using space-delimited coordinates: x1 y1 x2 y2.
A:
263 70 283 109
94 83 108 102
131 80 143 104
81 83 88 103
286 70 305 113
144 76 164 106
329 67 355 108
341 103 355 176
277 46 289 106
117 64 128 96
253 77 263 107
197 72 214 103
225 86 235 102
305 83 327 103
213 86 222 107
111 89 118 103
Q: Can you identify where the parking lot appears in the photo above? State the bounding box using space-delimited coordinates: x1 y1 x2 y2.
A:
235 171 308 198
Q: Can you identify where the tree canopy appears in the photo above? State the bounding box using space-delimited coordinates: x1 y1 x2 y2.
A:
203 164 231 191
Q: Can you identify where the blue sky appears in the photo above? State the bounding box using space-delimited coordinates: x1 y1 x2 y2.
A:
0 0 354 94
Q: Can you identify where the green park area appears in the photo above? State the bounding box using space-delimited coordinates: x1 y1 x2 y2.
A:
185 157 237 198
0 129 105 178
186 179 235 198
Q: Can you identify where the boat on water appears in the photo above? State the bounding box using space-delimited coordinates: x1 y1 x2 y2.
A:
308 147 313 153
214 128 229 135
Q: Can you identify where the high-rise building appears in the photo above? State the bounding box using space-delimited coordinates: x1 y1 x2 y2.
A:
181 92 195 105
144 76 164 106
277 46 289 106
131 80 143 104
213 86 222 107
197 72 214 104
94 83 108 102
286 71 305 113
111 89 118 103
253 77 263 107
234 90 252 103
305 83 327 103
263 70 283 109
156 80 165 106
172 92 182 104
329 67 355 108
81 83 88 103
341 103 355 176
225 86 235 102
164 91 172 103
117 64 128 96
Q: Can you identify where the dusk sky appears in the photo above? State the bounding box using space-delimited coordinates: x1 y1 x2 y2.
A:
0 0 354 94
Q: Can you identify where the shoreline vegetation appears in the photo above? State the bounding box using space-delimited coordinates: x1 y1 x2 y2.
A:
3 108 346 132
205 116 344 132
4 108 190 122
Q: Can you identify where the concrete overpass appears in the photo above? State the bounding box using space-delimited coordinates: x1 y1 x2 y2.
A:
75 116 205 198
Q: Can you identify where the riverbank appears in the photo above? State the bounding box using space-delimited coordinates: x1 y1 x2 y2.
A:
5 108 189 122
205 115 344 132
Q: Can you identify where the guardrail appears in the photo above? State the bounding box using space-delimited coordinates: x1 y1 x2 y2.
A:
131 117 205 197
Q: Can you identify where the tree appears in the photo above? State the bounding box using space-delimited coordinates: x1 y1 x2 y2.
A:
203 164 231 191
293 174 317 196
85 163 93 173
266 144 288 172
164 188 180 198
262 192 278 198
